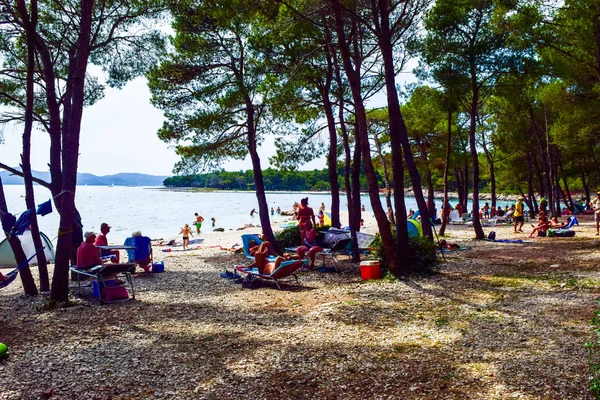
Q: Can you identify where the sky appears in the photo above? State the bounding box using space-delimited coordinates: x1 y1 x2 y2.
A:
0 65 418 178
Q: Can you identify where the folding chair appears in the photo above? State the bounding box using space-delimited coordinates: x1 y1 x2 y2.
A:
318 237 352 272
124 236 153 272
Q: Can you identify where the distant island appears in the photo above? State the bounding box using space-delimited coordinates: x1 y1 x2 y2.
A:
0 168 168 187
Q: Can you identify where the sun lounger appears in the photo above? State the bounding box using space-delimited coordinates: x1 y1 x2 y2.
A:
449 210 465 225
241 234 278 262
236 259 304 289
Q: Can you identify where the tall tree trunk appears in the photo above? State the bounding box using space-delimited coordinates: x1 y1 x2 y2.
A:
469 77 484 239
17 0 49 291
332 45 360 260
559 157 574 214
374 134 393 215
581 170 590 210
439 110 452 236
320 85 341 229
246 104 278 253
322 26 341 229
331 0 397 272
0 178 38 295
528 108 553 217
373 0 430 244
419 140 435 220
527 153 537 215
455 166 464 212
481 134 496 214
50 0 93 302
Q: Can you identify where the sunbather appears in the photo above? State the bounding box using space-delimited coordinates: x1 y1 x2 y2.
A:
254 245 286 275
438 239 460 250
528 211 550 238
549 216 568 229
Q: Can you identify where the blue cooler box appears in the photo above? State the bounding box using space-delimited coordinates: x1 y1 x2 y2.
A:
152 262 165 273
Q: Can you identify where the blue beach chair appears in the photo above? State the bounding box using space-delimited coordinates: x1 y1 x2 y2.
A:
241 234 278 262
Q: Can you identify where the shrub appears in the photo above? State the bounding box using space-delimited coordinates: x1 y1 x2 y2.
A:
371 233 439 276
275 225 301 249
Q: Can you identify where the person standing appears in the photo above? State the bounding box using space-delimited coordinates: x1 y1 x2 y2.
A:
297 197 316 240
590 192 600 235
179 224 193 250
194 213 204 234
513 197 525 233
95 222 119 262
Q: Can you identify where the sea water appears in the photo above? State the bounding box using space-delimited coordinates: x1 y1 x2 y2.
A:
2 185 513 244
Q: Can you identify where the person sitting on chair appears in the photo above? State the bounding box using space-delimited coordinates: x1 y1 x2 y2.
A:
296 221 323 270
131 230 152 272
95 222 120 263
77 231 103 270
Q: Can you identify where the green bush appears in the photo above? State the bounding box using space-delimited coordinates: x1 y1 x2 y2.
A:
371 233 439 276
274 224 332 250
274 225 301 249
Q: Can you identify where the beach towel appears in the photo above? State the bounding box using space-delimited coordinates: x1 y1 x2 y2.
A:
483 238 526 243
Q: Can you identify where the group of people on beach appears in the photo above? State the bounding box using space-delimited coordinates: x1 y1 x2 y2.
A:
75 222 152 272
248 197 325 274
178 212 217 250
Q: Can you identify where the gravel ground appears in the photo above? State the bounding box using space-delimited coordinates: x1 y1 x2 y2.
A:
1 214 599 399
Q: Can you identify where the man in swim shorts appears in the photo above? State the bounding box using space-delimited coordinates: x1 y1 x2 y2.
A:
194 213 204 234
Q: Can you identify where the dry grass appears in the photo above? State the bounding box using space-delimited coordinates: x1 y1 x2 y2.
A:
1 215 599 399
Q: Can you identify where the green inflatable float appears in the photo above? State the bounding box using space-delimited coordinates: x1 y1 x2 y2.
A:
0 342 7 358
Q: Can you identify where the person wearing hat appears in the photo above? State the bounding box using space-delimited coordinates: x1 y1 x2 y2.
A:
513 196 525 233
95 222 120 262
590 192 600 235
76 231 103 270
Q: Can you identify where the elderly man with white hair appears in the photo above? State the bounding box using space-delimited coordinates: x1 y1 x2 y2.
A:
76 231 103 270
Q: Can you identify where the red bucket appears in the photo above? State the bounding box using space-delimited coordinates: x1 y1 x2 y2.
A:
360 261 381 280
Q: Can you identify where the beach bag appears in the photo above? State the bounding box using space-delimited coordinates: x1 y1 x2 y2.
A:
554 229 575 237
488 231 496 241
546 229 555 237
537 230 546 237
102 286 129 301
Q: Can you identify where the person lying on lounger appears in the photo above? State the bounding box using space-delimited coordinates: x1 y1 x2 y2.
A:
247 238 291 258
549 216 568 229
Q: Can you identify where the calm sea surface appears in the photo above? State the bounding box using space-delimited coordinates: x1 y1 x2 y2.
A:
3 185 513 243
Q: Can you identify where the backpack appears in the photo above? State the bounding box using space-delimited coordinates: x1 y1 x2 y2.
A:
488 231 496 241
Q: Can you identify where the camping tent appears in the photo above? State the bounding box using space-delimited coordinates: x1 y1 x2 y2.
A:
0 230 55 267
407 219 423 238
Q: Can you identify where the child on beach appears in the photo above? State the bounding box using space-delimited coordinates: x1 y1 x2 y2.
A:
179 224 194 250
